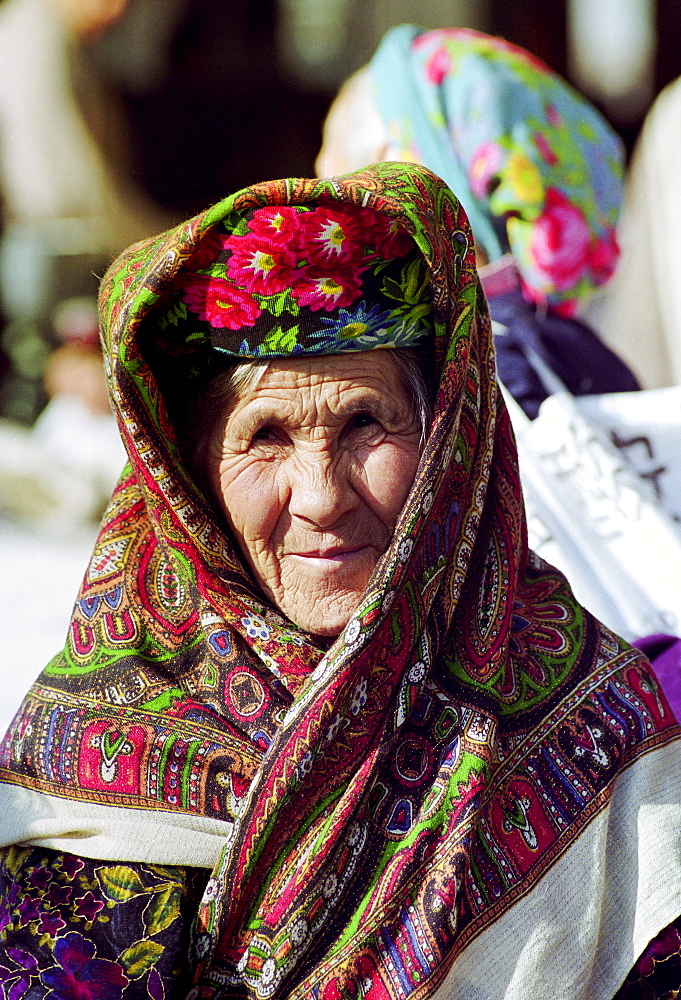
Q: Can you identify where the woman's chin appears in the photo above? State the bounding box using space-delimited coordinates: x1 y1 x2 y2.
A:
281 589 364 638
270 552 379 636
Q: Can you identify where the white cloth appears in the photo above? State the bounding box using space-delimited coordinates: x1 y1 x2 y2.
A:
433 740 681 1000
506 387 681 640
577 385 681 526
0 786 233 867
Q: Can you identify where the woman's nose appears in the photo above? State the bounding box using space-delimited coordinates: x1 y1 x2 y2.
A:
288 457 358 528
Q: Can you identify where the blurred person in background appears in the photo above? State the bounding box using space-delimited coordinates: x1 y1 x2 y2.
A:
316 26 640 420
0 0 170 424
595 75 681 389
0 296 125 527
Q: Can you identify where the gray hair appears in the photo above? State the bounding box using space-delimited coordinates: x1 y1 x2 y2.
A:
184 348 434 490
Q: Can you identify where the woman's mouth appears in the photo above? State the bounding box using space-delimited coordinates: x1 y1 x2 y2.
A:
291 545 374 565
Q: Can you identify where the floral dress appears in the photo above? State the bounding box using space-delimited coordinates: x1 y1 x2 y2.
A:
0 847 208 999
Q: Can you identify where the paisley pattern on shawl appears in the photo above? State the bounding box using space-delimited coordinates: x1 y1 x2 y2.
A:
0 163 678 1000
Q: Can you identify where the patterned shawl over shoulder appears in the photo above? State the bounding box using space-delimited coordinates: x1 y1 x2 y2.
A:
0 163 679 1000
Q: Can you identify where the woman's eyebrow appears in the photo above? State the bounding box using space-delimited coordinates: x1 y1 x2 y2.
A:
340 392 387 414
226 386 405 437
227 403 283 437
231 395 295 422
340 390 414 426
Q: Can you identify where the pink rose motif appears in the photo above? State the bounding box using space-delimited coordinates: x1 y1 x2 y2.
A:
290 265 362 311
533 132 558 167
424 46 452 85
468 141 503 199
528 188 591 292
182 275 261 330
588 227 619 286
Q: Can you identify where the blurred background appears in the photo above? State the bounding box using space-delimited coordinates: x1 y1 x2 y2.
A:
0 0 678 728
0 0 676 428
0 0 675 428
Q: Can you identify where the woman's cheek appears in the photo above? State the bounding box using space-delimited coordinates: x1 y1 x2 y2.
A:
217 459 283 542
360 440 420 521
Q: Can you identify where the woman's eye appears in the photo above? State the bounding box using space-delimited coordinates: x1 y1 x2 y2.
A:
251 426 279 444
350 412 379 431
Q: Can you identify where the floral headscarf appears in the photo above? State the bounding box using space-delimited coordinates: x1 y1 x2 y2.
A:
371 26 625 315
158 202 432 358
0 164 678 1000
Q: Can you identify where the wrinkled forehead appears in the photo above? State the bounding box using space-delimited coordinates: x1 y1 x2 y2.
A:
223 351 416 423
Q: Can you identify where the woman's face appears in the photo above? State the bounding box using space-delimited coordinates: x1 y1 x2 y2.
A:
208 352 422 637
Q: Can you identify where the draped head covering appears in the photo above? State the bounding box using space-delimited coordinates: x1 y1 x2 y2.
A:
0 163 679 1000
370 26 624 317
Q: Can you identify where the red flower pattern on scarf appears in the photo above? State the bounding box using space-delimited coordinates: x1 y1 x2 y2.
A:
225 240 299 296
290 265 363 311
182 274 261 329
299 207 369 265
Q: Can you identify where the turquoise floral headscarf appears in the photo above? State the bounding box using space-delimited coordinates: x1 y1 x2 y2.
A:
371 26 624 316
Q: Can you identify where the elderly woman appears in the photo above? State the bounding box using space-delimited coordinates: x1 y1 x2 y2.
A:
317 26 640 417
0 163 679 1000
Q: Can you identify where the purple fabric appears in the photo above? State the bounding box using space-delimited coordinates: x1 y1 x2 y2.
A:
634 634 681 721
